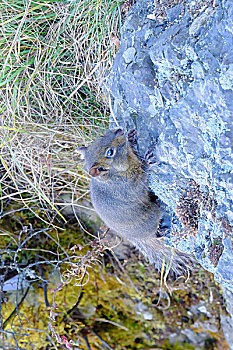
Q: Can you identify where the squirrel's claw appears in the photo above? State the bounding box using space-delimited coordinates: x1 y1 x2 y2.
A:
144 149 156 164
127 129 137 144
127 129 139 156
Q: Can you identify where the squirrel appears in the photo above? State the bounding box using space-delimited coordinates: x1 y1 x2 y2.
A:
77 128 192 274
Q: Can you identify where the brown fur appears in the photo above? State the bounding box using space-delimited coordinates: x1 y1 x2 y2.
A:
77 129 192 274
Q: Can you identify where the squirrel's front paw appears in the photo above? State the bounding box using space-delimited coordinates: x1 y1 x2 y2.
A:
128 129 139 155
127 129 137 145
144 149 156 164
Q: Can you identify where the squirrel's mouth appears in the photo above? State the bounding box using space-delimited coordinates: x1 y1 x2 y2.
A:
89 166 108 177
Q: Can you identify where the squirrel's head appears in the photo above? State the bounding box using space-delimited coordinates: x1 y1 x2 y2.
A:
77 129 139 182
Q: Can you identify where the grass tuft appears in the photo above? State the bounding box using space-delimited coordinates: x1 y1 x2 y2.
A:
0 0 122 221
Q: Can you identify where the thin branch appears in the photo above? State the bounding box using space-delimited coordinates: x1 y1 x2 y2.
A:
3 286 30 330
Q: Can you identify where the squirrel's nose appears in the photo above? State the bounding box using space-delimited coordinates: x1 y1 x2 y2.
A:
89 167 101 177
89 166 106 177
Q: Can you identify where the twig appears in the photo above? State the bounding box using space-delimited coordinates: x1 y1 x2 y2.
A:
90 329 114 350
3 286 30 330
95 318 129 331
38 264 50 307
109 251 140 294
83 334 92 350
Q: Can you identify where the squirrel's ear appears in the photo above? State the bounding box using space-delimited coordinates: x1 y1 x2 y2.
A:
76 146 87 159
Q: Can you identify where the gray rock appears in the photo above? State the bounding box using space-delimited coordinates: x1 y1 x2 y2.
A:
107 0 233 330
189 7 214 37
123 47 136 64
133 301 153 320
221 314 233 350
215 238 233 291
221 287 233 350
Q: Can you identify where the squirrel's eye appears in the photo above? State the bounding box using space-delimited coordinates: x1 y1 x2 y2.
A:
105 147 116 158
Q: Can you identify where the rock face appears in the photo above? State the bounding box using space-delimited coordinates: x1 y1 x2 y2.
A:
108 0 233 346
108 0 233 291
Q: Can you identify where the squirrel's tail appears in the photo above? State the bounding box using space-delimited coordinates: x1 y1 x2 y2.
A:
130 236 194 275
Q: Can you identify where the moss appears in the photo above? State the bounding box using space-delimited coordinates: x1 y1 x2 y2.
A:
163 340 195 350
0 204 227 350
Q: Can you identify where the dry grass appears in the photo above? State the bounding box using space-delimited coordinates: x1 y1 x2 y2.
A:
0 0 122 222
